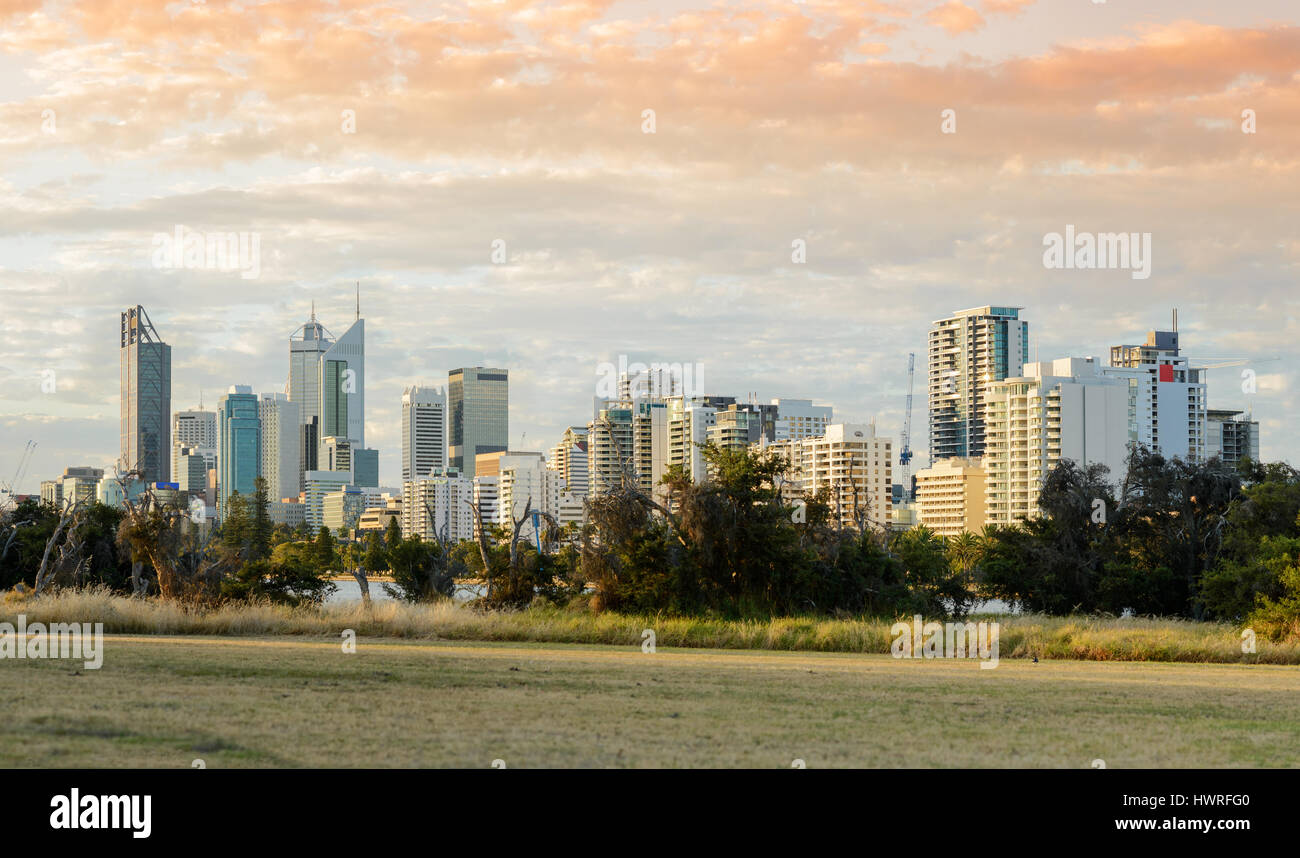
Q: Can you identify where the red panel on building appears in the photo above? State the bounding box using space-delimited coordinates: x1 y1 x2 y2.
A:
1159 364 1174 382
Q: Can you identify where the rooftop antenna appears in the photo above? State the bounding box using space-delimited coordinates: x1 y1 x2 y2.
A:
1173 308 1178 332
356 282 360 321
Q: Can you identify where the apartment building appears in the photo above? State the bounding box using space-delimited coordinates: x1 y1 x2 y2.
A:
914 457 986 537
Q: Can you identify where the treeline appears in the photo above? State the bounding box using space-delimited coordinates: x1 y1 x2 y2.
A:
3 448 1298 641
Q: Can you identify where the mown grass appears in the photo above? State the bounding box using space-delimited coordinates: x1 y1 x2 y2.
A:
3 587 1295 664
4 635 1299 767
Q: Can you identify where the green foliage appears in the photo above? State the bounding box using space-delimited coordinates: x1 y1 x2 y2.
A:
219 540 336 605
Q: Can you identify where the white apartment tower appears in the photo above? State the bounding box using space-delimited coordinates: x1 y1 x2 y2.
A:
403 468 475 543
1105 324 1207 462
402 385 448 482
983 358 1130 525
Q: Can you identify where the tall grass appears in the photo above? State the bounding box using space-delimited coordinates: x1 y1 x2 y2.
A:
3 587 1296 664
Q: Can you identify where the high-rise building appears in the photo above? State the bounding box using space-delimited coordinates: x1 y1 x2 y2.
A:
914 457 986 538
588 402 635 496
928 306 1029 464
171 407 217 479
120 306 172 483
304 470 353 532
259 392 300 503
319 317 365 457
984 358 1130 525
402 385 447 481
175 445 211 502
547 426 589 496
1207 409 1259 466
448 367 508 479
217 385 261 520
477 450 566 542
288 310 334 490
59 467 105 507
765 423 893 531
1106 325 1207 462
403 468 475 543
770 398 833 441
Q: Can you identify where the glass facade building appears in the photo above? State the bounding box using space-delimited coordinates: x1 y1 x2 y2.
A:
120 306 172 484
448 367 508 479
218 386 261 520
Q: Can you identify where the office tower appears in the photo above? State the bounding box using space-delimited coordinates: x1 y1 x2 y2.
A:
402 385 448 481
59 467 105 506
766 423 894 531
1105 323 1207 462
403 468 475 542
120 305 172 483
259 392 300 503
303 470 354 532
352 448 379 488
320 317 365 455
1206 409 1260 465
547 426 589 496
914 457 987 538
321 436 352 472
322 486 387 535
448 367 508 479
175 445 211 500
928 306 1029 464
289 309 334 490
217 385 261 519
172 407 217 480
770 398 833 441
984 358 1130 525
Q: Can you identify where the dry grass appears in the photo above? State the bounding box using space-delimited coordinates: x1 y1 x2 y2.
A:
4 587 1297 664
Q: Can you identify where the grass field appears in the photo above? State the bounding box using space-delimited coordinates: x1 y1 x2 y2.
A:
4 634 1298 768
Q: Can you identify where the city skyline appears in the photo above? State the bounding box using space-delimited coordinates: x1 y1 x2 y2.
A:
6 296 1280 497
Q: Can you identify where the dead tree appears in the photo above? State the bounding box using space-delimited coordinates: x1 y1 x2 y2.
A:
33 500 85 594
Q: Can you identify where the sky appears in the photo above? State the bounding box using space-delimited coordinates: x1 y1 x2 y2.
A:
0 0 1296 494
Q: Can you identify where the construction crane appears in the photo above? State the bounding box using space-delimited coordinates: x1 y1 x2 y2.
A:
1 440 37 509
899 353 915 502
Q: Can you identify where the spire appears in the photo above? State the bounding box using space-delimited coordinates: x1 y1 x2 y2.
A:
356 282 360 321
311 300 316 323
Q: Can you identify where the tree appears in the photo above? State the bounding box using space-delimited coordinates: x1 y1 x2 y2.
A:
250 477 273 560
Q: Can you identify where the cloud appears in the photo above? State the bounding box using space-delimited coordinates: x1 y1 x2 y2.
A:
924 1 986 35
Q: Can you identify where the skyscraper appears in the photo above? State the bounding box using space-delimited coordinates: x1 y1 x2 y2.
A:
448 367 508 479
218 385 261 519
120 305 172 483
402 385 447 482
259 392 300 503
928 305 1029 464
288 309 334 490
320 317 365 454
